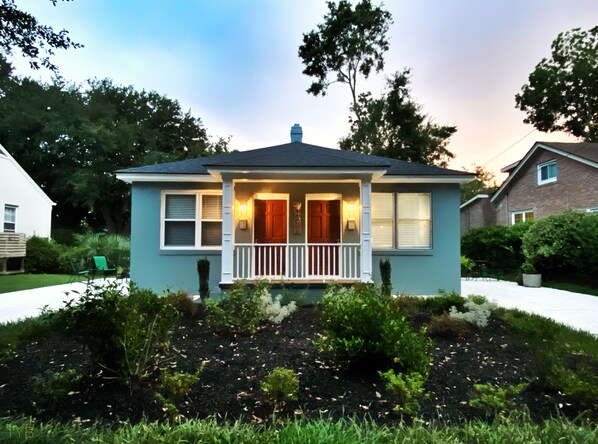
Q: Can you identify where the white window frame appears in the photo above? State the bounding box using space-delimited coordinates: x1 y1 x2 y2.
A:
3 204 17 233
370 192 432 250
537 160 557 185
511 210 534 225
160 190 222 250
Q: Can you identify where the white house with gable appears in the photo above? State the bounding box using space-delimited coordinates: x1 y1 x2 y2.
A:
0 144 54 238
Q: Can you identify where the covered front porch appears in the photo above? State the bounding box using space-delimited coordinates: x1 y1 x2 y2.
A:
219 177 375 286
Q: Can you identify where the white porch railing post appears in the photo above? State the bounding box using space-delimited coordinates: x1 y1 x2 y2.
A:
360 178 373 282
220 177 234 284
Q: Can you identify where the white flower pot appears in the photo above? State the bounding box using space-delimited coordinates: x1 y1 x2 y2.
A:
522 273 542 288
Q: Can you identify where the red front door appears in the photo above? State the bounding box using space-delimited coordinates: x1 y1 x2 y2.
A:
308 200 340 276
254 200 287 276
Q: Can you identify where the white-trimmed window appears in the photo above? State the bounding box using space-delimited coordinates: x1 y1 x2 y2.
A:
397 193 431 249
162 192 222 248
537 160 557 185
3 205 16 233
371 192 432 250
511 210 534 224
372 193 394 249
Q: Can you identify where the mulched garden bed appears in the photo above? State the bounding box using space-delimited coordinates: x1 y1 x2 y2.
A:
0 306 584 425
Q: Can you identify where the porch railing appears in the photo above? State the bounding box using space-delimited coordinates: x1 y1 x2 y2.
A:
233 243 361 280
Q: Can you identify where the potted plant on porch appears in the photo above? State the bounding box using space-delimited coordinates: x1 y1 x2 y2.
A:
521 262 541 288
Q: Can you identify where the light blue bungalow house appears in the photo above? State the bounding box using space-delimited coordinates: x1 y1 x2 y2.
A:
116 125 473 297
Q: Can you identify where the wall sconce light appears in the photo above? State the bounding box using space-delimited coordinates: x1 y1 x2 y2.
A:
239 203 248 230
293 202 302 234
347 203 356 230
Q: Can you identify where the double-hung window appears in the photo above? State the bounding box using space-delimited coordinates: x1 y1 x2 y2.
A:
371 192 432 250
397 193 431 249
537 160 557 185
163 192 222 248
3 205 16 233
511 210 534 224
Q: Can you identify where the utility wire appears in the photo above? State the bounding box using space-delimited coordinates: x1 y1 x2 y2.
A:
483 129 537 166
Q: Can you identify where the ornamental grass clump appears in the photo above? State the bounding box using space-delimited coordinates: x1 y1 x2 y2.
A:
317 284 432 375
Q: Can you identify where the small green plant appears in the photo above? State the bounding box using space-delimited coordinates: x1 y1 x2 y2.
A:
460 256 476 275
469 382 528 416
155 393 184 423
379 258 392 296
426 312 470 338
166 291 198 317
160 364 204 399
197 258 210 301
421 292 466 315
31 369 83 405
521 262 537 274
260 367 299 411
379 369 427 416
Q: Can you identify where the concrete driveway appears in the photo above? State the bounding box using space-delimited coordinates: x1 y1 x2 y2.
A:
0 279 125 324
462 278 598 335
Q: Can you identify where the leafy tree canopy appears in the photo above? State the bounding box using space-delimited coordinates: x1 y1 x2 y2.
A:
339 71 456 167
0 0 81 71
298 0 392 116
0 61 228 232
516 26 598 141
460 165 499 204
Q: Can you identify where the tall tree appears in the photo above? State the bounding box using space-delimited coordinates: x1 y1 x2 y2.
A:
0 65 227 233
460 165 499 204
298 0 392 119
516 26 598 141
0 0 81 71
339 71 456 167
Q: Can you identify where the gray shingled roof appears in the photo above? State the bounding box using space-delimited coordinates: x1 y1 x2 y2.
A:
538 141 598 164
116 142 470 176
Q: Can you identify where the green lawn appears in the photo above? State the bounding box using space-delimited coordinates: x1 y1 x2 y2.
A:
0 274 84 294
543 280 598 297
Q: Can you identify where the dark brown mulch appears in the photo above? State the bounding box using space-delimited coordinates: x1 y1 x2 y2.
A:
0 307 582 425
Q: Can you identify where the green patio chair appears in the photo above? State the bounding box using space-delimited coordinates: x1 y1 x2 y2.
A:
68 259 90 283
92 256 117 279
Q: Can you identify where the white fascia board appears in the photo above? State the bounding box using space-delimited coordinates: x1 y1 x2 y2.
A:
536 143 598 169
115 173 218 184
491 142 598 203
460 194 490 209
0 144 55 206
375 175 474 184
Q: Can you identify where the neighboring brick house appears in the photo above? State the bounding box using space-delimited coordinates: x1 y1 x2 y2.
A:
460 141 598 236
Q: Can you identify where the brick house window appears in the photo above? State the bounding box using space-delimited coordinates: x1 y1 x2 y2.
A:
511 210 534 224
537 160 557 185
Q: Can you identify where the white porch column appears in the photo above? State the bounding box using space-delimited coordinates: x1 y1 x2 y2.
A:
220 177 234 284
360 178 373 282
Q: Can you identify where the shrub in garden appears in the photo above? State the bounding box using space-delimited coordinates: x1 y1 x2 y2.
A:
461 222 533 272
73 232 130 271
24 236 63 274
260 367 299 410
197 258 210 300
56 281 180 385
427 313 470 338
205 281 296 333
379 369 427 416
522 211 598 281
166 291 198 317
420 292 466 315
318 284 432 374
449 298 497 327
160 364 204 399
469 382 528 417
31 369 83 406
379 258 392 296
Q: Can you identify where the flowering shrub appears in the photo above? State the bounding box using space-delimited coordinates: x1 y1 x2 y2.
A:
449 298 497 327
